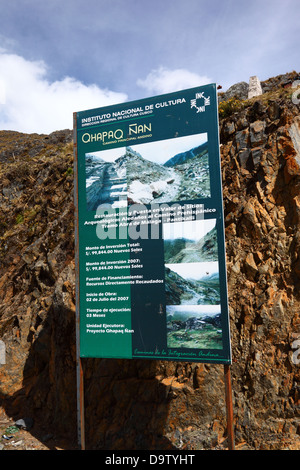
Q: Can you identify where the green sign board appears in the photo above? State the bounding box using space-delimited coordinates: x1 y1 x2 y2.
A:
74 84 231 363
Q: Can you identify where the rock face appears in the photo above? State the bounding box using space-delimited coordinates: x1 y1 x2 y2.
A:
0 130 77 442
220 71 300 449
0 73 300 450
219 81 249 102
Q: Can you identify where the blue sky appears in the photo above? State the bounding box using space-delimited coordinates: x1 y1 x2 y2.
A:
0 0 299 133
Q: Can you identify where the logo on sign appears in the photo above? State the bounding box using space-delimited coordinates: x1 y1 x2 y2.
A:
190 92 210 113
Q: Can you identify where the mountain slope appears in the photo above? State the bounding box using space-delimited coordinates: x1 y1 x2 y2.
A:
164 225 218 263
164 141 208 167
0 72 299 450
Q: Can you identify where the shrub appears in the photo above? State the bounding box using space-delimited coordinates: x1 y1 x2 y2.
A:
219 97 243 118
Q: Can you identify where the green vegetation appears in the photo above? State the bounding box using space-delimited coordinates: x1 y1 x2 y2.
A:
15 213 24 224
218 97 243 118
167 325 222 350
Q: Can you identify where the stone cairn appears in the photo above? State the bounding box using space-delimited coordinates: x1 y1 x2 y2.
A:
248 75 263 99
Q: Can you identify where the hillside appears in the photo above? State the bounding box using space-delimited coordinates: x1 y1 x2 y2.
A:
164 266 220 306
0 71 300 450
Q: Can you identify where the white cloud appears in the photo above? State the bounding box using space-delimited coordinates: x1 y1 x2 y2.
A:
0 52 127 134
137 67 211 95
0 79 5 105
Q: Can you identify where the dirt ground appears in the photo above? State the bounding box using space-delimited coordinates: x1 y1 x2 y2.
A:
1 406 299 451
0 408 77 450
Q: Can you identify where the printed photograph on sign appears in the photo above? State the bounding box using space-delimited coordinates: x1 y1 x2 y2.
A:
85 132 210 211
166 304 223 350
163 218 222 351
165 262 220 306
86 147 128 210
163 218 218 263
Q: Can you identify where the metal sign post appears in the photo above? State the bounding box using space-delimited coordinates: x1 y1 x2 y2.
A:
224 364 235 450
77 357 85 450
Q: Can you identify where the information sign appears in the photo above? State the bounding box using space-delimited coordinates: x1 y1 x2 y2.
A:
74 84 231 363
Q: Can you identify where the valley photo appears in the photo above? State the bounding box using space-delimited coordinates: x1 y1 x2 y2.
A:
163 218 222 350
85 132 210 211
164 261 220 306
166 305 223 350
163 218 220 305
163 218 218 264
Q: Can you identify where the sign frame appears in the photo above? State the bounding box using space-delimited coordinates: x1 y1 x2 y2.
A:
73 84 234 449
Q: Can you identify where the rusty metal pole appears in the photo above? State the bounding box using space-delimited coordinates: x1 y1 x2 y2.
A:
224 364 235 450
78 357 85 450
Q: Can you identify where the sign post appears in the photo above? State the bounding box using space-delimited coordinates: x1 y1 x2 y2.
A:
224 364 235 450
74 84 234 450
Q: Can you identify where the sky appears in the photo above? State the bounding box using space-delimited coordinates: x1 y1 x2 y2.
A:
0 0 299 134
163 218 216 242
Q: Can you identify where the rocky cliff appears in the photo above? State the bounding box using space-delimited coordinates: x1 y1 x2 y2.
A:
0 72 299 450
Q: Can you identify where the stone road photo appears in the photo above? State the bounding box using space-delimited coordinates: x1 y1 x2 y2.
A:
85 133 210 210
